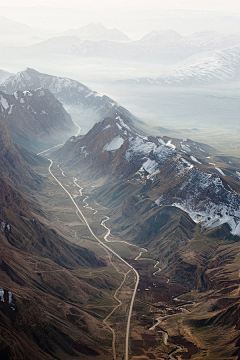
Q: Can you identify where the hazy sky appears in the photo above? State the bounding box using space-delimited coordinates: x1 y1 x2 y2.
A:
2 0 240 12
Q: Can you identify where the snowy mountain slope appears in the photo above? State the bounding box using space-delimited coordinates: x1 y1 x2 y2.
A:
121 45 240 85
55 114 240 237
163 45 240 84
0 68 142 133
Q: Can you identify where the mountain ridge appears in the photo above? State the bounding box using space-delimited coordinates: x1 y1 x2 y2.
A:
0 67 144 134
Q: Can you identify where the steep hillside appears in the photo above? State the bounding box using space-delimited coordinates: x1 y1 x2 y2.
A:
0 121 43 190
0 109 114 359
0 175 112 360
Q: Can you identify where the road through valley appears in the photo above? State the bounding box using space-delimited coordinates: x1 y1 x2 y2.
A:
47 158 140 360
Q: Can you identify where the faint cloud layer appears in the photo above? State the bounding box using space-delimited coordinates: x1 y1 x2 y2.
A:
3 0 240 11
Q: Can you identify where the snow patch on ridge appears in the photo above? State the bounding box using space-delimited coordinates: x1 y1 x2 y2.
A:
181 143 191 152
142 158 159 174
103 124 111 131
0 95 9 110
103 136 124 151
216 167 226 176
180 157 194 170
23 90 33 96
125 136 155 161
158 138 166 145
8 104 13 114
116 123 122 130
116 116 131 130
166 140 176 149
190 155 201 164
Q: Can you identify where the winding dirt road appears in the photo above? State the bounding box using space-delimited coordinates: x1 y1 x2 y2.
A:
47 159 140 360
38 123 141 358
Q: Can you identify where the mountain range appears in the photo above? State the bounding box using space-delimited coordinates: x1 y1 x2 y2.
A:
58 22 131 41
1 7 240 35
0 68 142 134
21 30 240 85
1 66 240 358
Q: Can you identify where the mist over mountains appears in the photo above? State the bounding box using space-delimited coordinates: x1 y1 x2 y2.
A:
58 22 131 41
0 4 240 358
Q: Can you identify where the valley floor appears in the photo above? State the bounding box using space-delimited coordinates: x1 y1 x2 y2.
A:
34 155 240 360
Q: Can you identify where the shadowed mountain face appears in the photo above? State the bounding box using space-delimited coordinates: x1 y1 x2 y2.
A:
0 88 75 152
